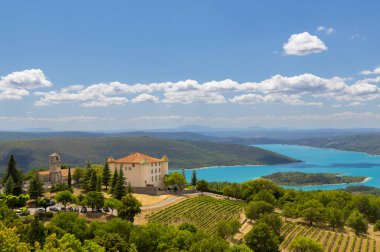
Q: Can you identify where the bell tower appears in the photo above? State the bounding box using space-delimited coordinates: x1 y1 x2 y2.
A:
49 153 62 184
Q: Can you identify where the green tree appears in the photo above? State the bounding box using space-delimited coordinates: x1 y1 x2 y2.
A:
109 169 118 195
325 207 344 230
88 169 98 192
245 200 274 221
38 197 51 210
252 190 277 205
102 160 111 189
28 174 44 200
216 219 241 239
191 170 197 186
117 194 142 222
347 210 368 235
96 175 102 192
83 191 105 211
114 167 126 199
17 194 30 207
259 213 283 237
289 236 323 252
5 195 19 209
104 198 121 214
282 203 298 221
301 200 325 226
72 168 84 185
0 223 30 252
244 222 280 252
48 212 88 241
28 215 46 246
189 236 229 252
164 172 187 192
4 176 15 195
228 244 253 252
374 219 380 232
55 190 77 207
83 167 93 190
196 179 209 193
223 185 234 198
67 166 72 187
4 155 23 196
127 182 133 194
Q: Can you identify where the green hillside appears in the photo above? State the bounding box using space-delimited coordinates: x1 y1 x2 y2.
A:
0 136 297 175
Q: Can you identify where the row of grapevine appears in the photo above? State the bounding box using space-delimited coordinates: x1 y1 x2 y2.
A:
147 195 244 234
280 222 378 252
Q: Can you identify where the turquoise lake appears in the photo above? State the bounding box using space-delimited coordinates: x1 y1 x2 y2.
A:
181 144 380 191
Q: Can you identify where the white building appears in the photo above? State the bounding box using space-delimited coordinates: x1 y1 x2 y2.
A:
107 152 169 189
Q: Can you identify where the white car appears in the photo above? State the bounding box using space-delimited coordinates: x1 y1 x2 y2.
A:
36 208 45 213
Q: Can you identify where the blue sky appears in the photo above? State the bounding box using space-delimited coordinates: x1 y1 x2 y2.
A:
1 0 380 130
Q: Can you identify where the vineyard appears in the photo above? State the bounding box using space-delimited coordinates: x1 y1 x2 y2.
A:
280 222 379 252
147 195 244 234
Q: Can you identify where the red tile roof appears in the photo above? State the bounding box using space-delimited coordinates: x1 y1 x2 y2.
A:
109 152 163 164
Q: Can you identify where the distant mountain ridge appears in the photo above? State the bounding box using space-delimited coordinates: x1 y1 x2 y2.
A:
0 136 298 175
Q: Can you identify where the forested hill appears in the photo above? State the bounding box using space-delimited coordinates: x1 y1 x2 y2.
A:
283 133 380 155
0 136 298 174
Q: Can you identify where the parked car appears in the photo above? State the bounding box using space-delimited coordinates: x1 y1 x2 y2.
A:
48 207 59 212
102 207 110 212
49 200 56 206
35 208 45 213
80 207 87 213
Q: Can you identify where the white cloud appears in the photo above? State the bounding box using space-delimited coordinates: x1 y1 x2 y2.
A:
32 71 380 107
131 94 159 103
360 66 380 75
229 93 322 106
317 26 334 34
0 69 51 100
283 32 327 56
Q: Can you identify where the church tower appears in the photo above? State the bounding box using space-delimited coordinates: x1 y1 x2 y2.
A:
49 153 62 184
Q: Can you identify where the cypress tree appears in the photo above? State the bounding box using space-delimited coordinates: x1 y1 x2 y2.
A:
182 169 187 183
28 174 44 200
28 215 46 246
83 167 93 190
88 169 97 191
191 170 197 186
96 175 102 192
102 160 111 189
4 176 15 195
109 169 118 195
4 155 18 184
114 167 126 199
67 166 72 187
127 182 133 194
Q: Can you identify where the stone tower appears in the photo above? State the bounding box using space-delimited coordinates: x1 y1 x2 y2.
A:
49 153 62 184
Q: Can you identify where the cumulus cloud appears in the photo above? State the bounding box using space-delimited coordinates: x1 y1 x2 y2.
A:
0 69 51 100
131 94 160 103
283 32 327 56
32 71 380 107
360 66 380 75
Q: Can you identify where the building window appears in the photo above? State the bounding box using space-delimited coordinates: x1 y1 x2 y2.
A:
159 168 161 172
151 176 154 182
132 164 135 167
129 167 131 171
151 169 153 174
159 175 161 181
155 168 157 173
155 175 157 181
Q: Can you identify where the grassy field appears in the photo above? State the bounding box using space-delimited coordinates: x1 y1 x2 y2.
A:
280 222 378 252
147 195 244 235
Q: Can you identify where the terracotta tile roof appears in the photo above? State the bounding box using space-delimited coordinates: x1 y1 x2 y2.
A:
109 152 163 164
37 168 76 177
